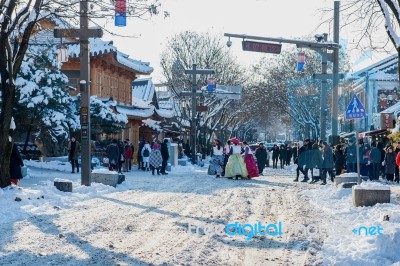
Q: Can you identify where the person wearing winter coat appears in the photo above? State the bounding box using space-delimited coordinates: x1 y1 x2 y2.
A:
124 141 133 172
285 145 292 166
117 141 125 173
9 144 24 185
255 143 268 176
272 145 280 169
370 142 382 180
321 141 335 185
309 143 323 184
278 145 286 169
222 140 233 177
360 143 371 178
292 144 298 165
377 142 386 179
209 139 225 178
106 139 119 171
68 137 80 173
149 143 163 175
141 141 151 171
294 141 308 182
345 140 357 173
385 146 396 182
137 140 145 170
160 139 170 175
333 144 346 176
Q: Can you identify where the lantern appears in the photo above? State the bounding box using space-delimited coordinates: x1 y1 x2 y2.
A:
115 0 126 27
56 44 68 63
297 52 305 72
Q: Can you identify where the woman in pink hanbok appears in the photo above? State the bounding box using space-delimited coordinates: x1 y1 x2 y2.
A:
242 141 259 178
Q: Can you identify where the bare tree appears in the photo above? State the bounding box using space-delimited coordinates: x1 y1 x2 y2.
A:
0 0 164 188
247 49 324 139
160 31 246 150
323 0 399 78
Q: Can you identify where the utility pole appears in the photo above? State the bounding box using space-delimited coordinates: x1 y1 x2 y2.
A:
332 0 341 145
54 0 103 186
182 64 215 164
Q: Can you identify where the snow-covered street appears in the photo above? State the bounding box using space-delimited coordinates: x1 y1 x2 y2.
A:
1 162 400 266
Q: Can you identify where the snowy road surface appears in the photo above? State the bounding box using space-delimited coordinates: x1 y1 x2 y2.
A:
1 162 400 265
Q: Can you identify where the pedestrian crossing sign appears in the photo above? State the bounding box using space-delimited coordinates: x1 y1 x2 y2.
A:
345 94 366 120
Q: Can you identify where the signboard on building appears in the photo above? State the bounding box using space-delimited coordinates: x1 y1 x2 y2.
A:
381 113 393 129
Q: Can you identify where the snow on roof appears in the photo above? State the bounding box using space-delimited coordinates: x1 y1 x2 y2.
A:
155 108 175 119
116 51 153 74
132 77 155 103
142 118 162 131
380 101 400 114
116 104 154 118
370 71 398 81
350 54 398 80
68 39 153 74
30 26 153 75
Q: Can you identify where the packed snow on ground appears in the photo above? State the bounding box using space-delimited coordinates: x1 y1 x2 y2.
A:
0 160 399 265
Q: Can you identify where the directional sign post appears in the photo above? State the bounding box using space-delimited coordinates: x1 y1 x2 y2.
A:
345 94 366 184
54 0 103 186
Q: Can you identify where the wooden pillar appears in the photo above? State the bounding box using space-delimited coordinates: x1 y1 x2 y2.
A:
131 121 140 164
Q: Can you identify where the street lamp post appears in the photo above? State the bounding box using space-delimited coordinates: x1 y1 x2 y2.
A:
224 1 341 145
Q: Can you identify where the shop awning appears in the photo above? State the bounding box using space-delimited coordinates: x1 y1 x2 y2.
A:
358 129 388 138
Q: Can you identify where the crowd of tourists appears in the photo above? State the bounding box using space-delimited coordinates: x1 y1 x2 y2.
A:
207 137 400 185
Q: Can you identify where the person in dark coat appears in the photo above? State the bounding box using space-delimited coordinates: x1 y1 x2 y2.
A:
160 139 170 175
345 139 357 173
309 143 323 184
272 145 279 169
107 139 120 171
222 140 232 176
292 144 298 165
384 145 396 181
279 145 286 169
370 142 382 180
117 141 125 173
377 142 385 179
285 145 292 166
321 141 334 185
10 144 24 185
294 141 308 182
255 143 268 175
333 144 346 176
68 137 80 173
137 140 145 170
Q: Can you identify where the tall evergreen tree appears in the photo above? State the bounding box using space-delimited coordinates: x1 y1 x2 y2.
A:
14 45 79 157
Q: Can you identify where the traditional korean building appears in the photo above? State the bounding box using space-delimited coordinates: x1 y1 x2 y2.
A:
29 18 176 162
340 55 399 138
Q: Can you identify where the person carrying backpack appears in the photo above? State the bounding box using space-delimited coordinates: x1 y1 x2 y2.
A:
124 140 133 172
141 141 151 171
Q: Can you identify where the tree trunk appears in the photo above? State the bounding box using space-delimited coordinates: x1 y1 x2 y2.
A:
23 123 33 154
0 83 16 188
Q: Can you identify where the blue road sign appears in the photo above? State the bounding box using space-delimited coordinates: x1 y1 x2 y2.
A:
345 94 366 120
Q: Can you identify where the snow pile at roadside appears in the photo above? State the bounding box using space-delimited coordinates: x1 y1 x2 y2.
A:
24 159 72 172
303 182 400 266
